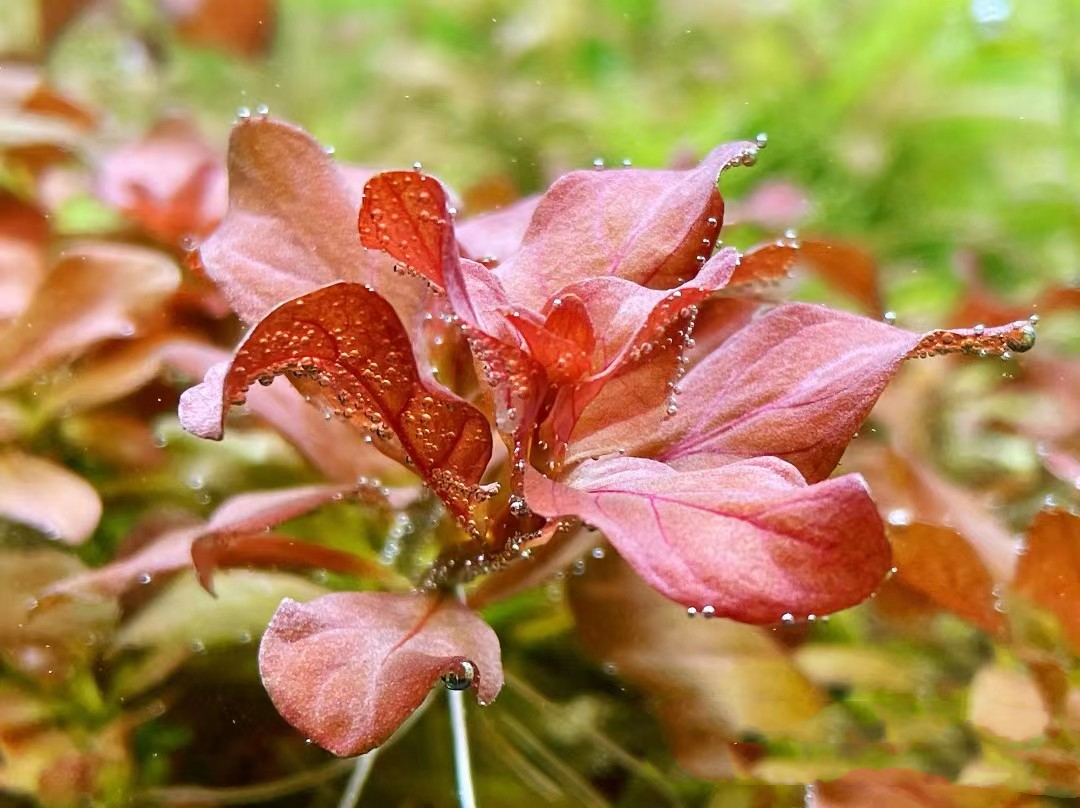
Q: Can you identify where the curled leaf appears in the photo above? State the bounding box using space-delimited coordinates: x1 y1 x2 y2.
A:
259 592 502 756
528 456 890 624
179 282 492 522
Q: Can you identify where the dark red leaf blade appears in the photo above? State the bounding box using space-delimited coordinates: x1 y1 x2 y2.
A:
258 592 502 756
358 171 458 287
192 533 390 594
526 456 891 624
1014 509 1080 652
178 282 492 524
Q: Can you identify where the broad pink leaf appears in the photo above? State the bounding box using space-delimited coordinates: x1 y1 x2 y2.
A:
178 283 492 523
0 451 101 544
43 482 370 602
97 115 226 244
526 455 890 624
259 592 502 756
198 117 411 325
456 195 540 266
0 243 179 387
567 303 921 481
493 142 757 310
357 171 457 287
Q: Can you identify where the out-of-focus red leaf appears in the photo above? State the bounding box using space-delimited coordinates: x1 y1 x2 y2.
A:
0 243 179 387
258 592 502 756
0 65 93 173
198 116 412 325
567 303 920 482
814 767 1041 807
1014 509 1080 652
39 0 92 50
191 532 391 594
494 142 757 309
43 482 374 602
728 240 883 315
569 552 824 779
163 341 406 484
358 171 458 287
0 192 48 320
179 283 492 524
724 179 810 230
97 115 226 244
527 455 890 624
0 451 101 544
159 0 276 57
456 195 540 266
888 521 1006 634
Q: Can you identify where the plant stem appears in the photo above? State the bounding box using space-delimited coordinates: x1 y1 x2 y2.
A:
449 584 478 808
336 750 379 808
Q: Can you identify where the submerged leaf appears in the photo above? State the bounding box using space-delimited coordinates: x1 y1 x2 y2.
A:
0 451 101 544
528 456 889 623
1014 509 1080 652
259 592 502 756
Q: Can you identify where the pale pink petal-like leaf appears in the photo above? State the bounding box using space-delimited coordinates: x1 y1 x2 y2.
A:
526 455 890 624
199 117 415 324
259 592 502 756
456 195 540 266
97 115 226 244
0 243 179 387
493 142 757 309
0 451 101 544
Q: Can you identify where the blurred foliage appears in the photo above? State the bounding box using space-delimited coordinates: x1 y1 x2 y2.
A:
0 0 1078 806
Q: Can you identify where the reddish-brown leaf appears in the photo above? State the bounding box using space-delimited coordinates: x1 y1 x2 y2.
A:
259 592 502 756
815 768 1042 808
0 451 100 545
0 243 179 387
1014 509 1080 652
358 171 458 287
179 283 492 523
889 521 1006 634
0 192 48 320
159 0 277 57
569 552 824 779
528 456 890 624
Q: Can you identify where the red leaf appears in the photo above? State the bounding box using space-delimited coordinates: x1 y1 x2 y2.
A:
0 192 48 320
198 116 412 325
493 142 757 310
526 456 890 624
179 283 492 523
814 768 1041 808
258 592 502 756
1014 509 1080 652
567 303 920 482
0 451 101 544
97 115 226 244
889 521 1006 633
159 0 277 58
191 533 389 594
358 171 458 287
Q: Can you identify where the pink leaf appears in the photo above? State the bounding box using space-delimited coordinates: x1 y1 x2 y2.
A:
567 303 921 482
456 195 540 266
0 451 101 544
0 192 48 320
198 117 413 325
178 283 492 524
259 592 502 756
493 142 757 310
526 455 890 624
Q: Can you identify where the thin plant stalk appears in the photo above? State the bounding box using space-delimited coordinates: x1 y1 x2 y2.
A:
450 584 478 808
336 750 379 808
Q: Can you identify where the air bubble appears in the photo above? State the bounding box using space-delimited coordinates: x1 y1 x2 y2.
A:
780 613 795 624
883 311 897 325
236 106 251 120
255 103 270 116
887 508 912 527
593 158 605 168
755 132 769 148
